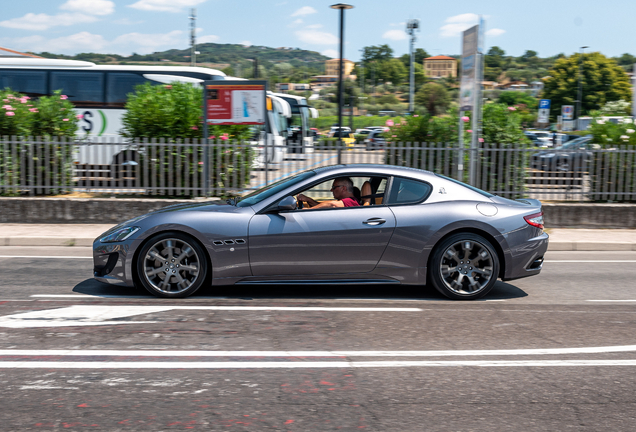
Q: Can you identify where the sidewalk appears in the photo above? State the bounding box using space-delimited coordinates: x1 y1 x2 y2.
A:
1 224 636 251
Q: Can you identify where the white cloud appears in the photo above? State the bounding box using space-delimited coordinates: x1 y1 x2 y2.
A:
321 49 338 58
60 0 115 16
113 30 185 54
295 29 338 45
0 13 98 31
241 41 252 47
439 13 479 38
198 34 220 43
288 18 303 28
383 29 408 41
5 32 108 54
486 28 506 37
113 17 144 25
127 0 206 13
291 6 317 17
306 24 323 29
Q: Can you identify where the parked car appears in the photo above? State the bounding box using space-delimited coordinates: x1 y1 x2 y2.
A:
531 135 595 171
364 130 389 150
525 130 552 147
328 128 356 146
93 164 548 300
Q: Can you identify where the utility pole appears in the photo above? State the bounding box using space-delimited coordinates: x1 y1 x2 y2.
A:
576 46 589 130
190 8 197 67
406 19 419 113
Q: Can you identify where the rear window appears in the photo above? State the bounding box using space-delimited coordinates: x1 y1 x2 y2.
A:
388 177 432 204
435 174 494 197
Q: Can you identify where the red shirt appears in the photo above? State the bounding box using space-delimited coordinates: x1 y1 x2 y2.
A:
342 197 360 207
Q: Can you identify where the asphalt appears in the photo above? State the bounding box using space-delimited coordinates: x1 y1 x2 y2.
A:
0 224 635 251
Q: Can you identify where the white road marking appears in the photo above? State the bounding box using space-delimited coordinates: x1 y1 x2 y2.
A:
2 344 636 357
0 305 423 328
2 360 636 369
547 260 636 263
0 256 92 259
31 294 151 299
587 300 636 302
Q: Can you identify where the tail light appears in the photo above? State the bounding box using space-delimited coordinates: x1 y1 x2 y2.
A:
369 138 375 142
524 212 544 229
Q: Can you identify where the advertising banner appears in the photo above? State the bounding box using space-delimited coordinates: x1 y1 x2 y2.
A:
204 81 266 125
459 25 478 111
562 105 574 121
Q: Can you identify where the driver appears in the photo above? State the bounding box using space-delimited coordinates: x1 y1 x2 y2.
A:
297 177 360 209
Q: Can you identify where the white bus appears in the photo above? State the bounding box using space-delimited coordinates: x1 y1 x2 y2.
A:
0 58 299 163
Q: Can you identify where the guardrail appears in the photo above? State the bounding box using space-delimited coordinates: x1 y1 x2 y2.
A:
1 136 635 202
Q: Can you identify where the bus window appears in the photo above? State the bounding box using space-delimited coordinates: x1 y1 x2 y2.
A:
51 72 104 106
106 72 150 106
0 70 47 97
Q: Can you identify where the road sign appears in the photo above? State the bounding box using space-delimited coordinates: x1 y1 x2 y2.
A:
539 99 551 109
538 109 550 123
562 105 574 120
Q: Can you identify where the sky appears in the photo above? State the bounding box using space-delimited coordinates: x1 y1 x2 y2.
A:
0 0 633 61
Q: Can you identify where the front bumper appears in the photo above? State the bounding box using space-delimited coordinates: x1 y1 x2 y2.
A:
93 240 136 287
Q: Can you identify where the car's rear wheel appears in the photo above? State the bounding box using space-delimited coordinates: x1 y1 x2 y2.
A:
136 232 208 298
429 233 499 300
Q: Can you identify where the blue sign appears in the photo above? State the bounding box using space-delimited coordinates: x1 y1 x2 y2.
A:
539 99 551 109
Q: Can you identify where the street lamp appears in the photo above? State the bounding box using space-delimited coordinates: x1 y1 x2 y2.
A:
576 46 589 130
406 19 419 113
330 3 353 162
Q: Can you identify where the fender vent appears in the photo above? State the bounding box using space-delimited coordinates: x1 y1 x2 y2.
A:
213 241 224 246
235 239 246 244
224 240 235 245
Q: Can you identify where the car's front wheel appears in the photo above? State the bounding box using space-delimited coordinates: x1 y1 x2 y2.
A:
428 233 499 300
136 232 208 298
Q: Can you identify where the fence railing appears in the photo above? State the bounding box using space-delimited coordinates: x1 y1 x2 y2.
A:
1 136 635 202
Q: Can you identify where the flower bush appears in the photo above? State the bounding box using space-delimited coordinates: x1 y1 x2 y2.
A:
121 82 254 196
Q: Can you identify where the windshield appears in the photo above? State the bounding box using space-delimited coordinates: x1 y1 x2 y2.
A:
557 137 591 150
236 171 316 207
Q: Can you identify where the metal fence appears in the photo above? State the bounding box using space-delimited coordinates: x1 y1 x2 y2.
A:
1 136 635 202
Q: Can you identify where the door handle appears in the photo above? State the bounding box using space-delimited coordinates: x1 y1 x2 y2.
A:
363 218 386 226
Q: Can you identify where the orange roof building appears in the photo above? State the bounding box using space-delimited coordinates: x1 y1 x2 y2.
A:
423 55 457 78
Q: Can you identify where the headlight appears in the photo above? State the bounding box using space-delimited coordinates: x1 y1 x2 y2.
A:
99 226 140 243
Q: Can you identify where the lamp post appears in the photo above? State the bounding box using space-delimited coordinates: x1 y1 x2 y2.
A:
330 3 353 163
406 19 419 113
576 46 588 130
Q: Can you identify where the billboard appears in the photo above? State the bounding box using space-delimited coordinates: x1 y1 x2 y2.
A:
204 81 266 125
459 25 479 111
562 105 574 121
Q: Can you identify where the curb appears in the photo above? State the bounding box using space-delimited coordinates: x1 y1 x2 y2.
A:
2 237 636 251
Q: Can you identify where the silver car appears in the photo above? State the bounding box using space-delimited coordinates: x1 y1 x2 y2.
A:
93 164 548 300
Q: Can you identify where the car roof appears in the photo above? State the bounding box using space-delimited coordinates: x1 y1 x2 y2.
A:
314 164 435 179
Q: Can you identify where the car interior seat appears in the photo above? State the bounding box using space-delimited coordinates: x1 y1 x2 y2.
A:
360 178 384 206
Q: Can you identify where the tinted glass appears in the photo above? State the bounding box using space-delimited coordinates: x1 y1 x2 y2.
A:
389 177 432 204
51 72 104 104
0 70 47 96
107 72 149 104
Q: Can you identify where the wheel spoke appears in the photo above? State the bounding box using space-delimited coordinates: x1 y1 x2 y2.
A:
142 237 202 295
145 266 164 277
147 250 164 262
439 239 496 296
441 265 457 277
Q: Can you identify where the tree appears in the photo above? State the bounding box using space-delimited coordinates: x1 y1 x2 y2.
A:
361 44 394 63
414 82 450 116
377 58 408 85
542 52 632 119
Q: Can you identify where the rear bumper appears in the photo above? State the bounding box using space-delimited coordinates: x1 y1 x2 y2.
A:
503 232 549 281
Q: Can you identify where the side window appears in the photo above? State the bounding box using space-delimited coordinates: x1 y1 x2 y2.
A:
388 177 432 205
106 72 149 105
51 72 104 105
0 70 47 97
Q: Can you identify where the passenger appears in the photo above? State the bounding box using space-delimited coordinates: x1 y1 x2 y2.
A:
297 177 360 209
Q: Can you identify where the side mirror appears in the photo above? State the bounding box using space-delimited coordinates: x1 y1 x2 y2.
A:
278 196 298 211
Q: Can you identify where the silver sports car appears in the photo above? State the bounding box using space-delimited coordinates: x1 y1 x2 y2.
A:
93 164 548 300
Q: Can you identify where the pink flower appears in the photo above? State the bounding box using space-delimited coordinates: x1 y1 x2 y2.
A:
467 129 473 133
220 135 228 140
191 126 199 130
508 106 516 111
5 112 15 116
209 135 216 139
478 138 484 143
413 114 419 117
29 108 39 113
165 85 172 89
462 116 470 122
386 120 394 127
198 161 204 165
2 105 13 110
392 135 397 138
20 98 28 104
76 114 83 119
63 118 69 122
60 95 68 100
